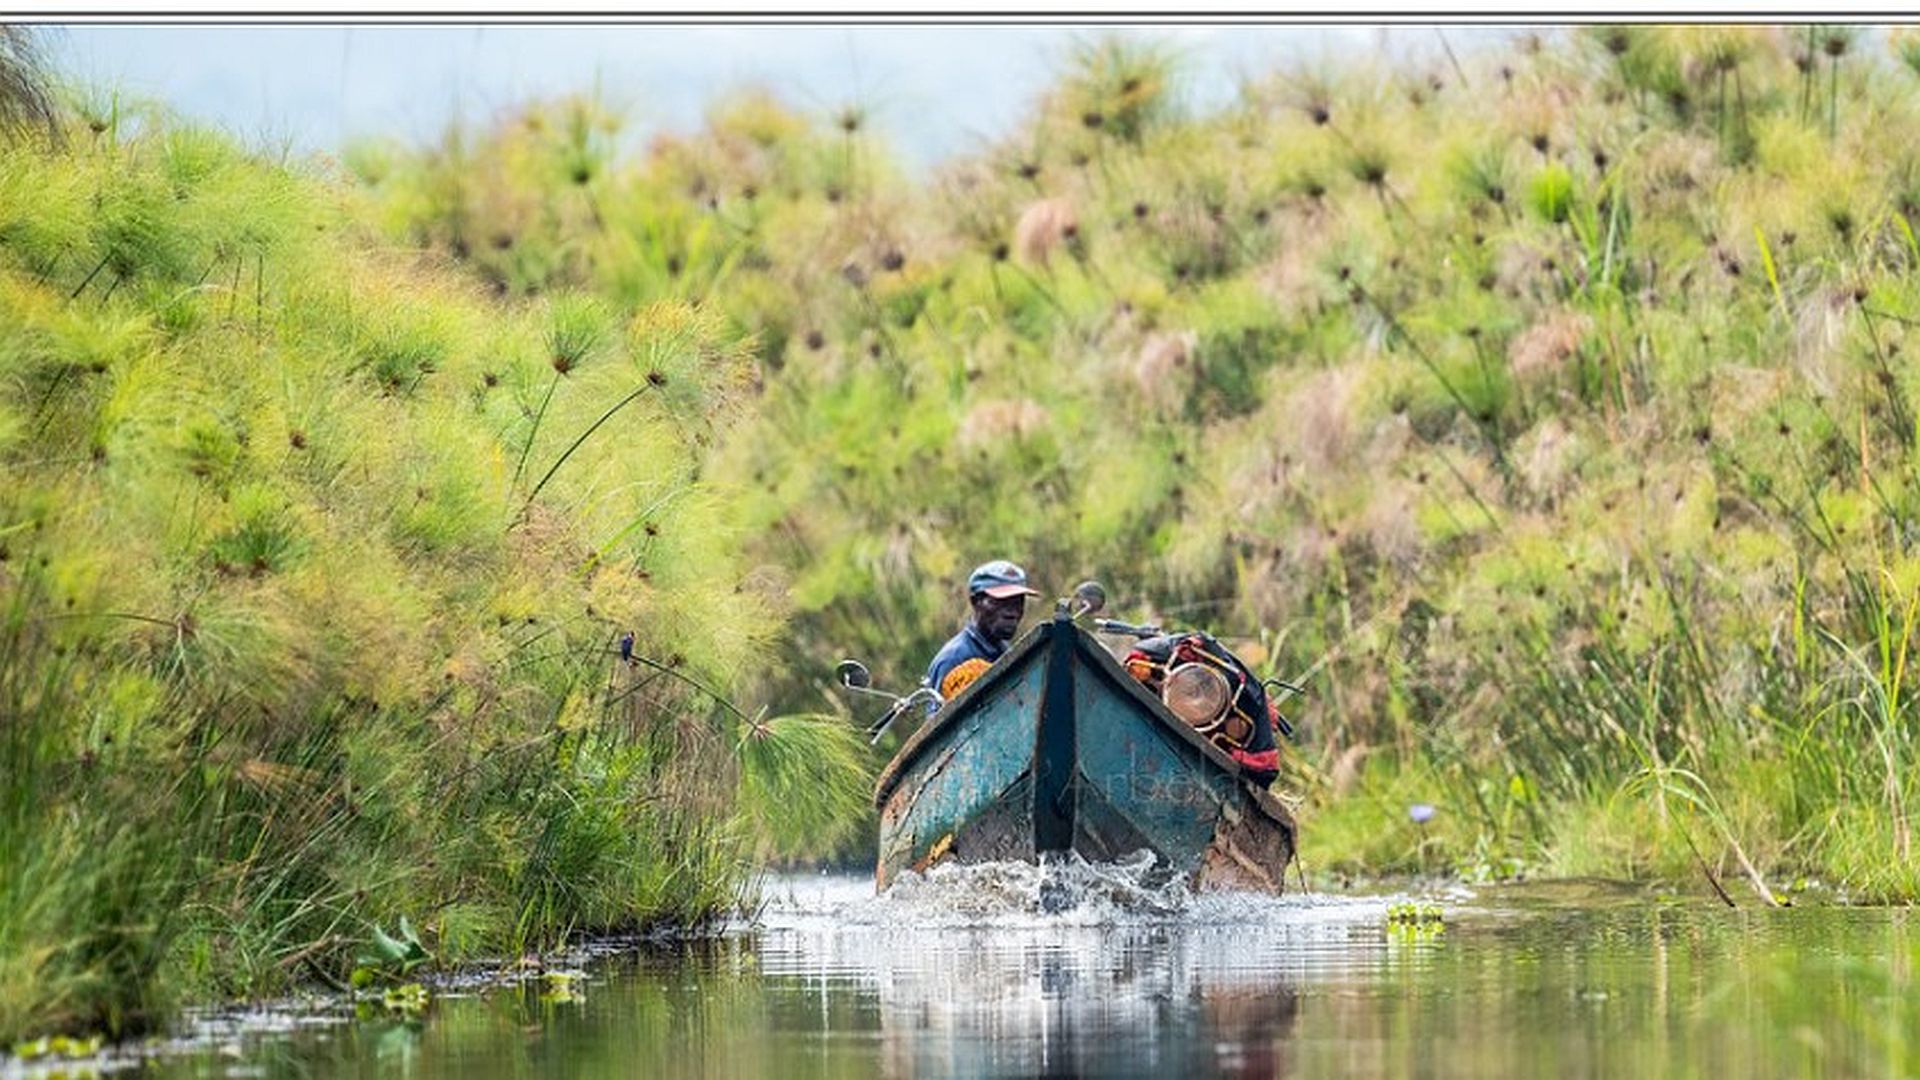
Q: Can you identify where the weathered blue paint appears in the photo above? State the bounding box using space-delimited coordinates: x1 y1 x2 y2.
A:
875 649 1044 877
1074 665 1227 878
874 612 1296 893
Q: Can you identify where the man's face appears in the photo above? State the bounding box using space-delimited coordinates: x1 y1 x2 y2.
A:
972 593 1027 643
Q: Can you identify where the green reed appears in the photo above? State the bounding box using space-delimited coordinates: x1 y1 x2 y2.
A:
0 88 868 1045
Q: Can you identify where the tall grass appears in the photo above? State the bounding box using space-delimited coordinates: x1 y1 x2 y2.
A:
357 28 1920 893
0 26 57 143
0 81 868 1044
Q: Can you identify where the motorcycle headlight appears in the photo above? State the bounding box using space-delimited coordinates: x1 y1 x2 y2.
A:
1162 663 1230 729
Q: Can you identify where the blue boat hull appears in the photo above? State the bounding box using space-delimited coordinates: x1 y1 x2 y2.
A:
873 614 1296 892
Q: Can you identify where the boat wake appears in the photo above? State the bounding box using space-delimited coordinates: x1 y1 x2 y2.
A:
760 852 1422 931
878 851 1195 923
747 859 1450 1035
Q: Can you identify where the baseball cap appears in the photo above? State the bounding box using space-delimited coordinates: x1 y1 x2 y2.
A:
968 560 1041 599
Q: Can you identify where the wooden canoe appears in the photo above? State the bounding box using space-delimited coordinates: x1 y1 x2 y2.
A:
873 611 1296 893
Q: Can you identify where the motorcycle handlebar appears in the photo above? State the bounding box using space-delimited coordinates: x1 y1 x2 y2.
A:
865 687 942 745
1092 618 1164 639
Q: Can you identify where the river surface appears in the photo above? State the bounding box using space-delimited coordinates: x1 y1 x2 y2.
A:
72 860 1920 1079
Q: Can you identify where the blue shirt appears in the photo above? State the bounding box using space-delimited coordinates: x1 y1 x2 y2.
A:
924 622 1005 713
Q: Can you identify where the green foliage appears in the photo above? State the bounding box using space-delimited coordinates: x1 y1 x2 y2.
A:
542 292 613 374
206 481 308 574
735 713 873 859
17 20 1920 1045
0 99 865 1045
1384 901 1446 943
1055 35 1181 145
1527 162 1576 224
354 916 431 983
326 25 1920 902
0 585 194 1042
1450 142 1514 210
0 28 57 146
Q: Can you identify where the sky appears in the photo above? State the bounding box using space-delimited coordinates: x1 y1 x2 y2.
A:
48 24 1509 169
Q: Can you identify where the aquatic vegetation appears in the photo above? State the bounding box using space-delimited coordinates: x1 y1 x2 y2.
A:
343 26 1920 898
374 982 430 1018
1384 900 1447 942
1384 900 1444 923
539 970 586 1004
0 87 867 1044
353 918 432 986
7 1033 103 1063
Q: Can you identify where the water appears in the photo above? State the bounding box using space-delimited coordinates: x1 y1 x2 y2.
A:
37 861 1920 1079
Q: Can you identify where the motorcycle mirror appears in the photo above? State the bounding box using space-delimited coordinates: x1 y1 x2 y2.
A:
1071 580 1107 616
835 659 872 690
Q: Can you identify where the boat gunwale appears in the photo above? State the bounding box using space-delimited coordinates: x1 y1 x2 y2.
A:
871 620 1054 807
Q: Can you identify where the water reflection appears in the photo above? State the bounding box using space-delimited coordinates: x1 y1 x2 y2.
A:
637 860 1390 1080
127 865 1917 1080
751 860 1407 1079
791 925 1305 1077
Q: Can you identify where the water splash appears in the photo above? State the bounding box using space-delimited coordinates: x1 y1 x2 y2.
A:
873 852 1191 924
760 852 1419 932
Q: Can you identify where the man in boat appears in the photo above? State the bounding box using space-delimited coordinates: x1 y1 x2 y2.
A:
924 559 1042 708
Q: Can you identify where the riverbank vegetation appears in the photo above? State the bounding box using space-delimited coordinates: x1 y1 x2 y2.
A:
0 61 866 1041
8 20 1920 1045
350 26 1920 905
